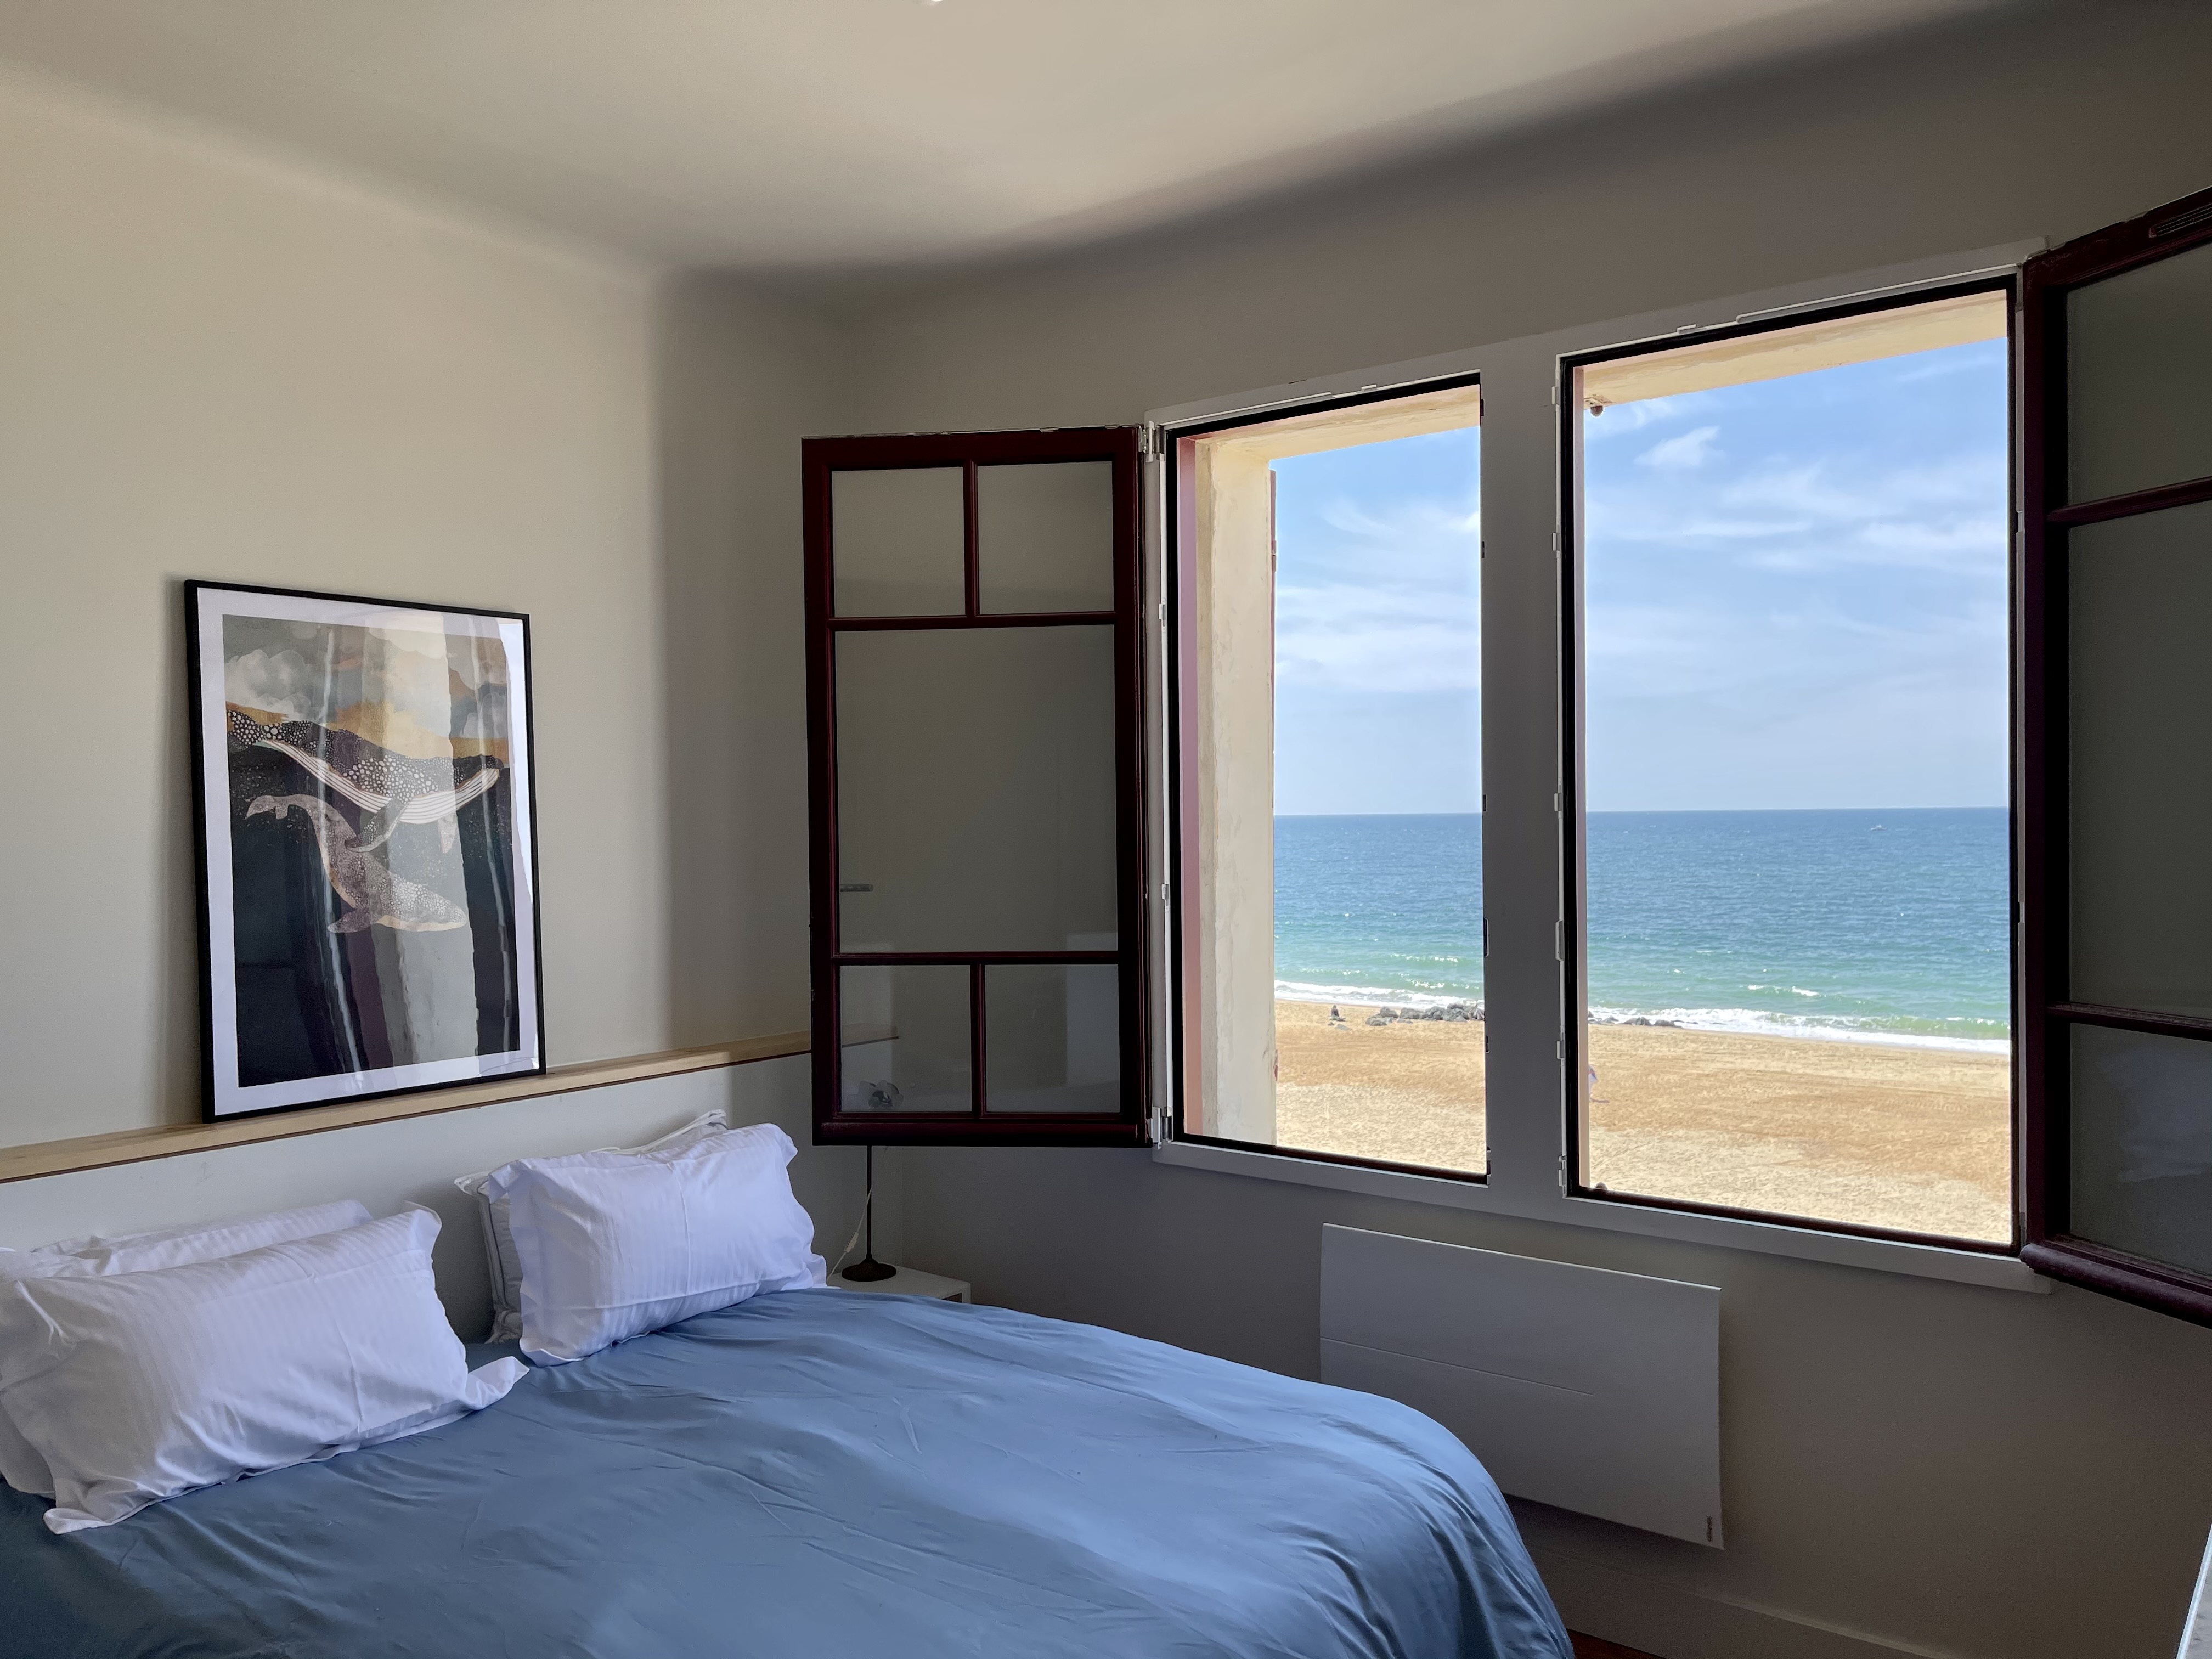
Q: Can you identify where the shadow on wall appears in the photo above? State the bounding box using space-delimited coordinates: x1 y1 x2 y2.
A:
651 275 853 1050
157 580 203 1126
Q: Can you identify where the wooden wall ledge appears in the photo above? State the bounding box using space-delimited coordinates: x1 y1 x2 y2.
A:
0 1032 812 1186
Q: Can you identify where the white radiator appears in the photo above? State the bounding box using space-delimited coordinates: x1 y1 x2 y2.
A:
1318 1224 1722 1547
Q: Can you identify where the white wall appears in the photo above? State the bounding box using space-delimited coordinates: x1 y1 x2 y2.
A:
0 67 640 1142
850 7 2212 1658
0 72 861 1295
653 273 845 1049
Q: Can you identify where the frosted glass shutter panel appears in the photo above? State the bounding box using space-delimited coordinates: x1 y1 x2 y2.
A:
2067 501 2212 1018
977 461 1115 613
985 963 1120 1113
2021 189 2212 1324
832 467 965 616
839 964 972 1111
2066 239 2212 504
807 425 1143 1147
2069 1024 2212 1277
835 626 1118 952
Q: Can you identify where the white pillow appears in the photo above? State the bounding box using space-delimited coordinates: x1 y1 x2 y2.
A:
0 1199 373 1499
455 1111 728 1341
0 1207 525 1534
483 1121 824 1365
0 1200 373 1282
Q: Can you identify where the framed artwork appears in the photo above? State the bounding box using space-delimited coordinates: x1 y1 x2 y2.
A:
185 581 544 1120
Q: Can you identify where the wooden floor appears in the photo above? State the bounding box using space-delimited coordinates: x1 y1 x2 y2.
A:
1571 1634 1661 1659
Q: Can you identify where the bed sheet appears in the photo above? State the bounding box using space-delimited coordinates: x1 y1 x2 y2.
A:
1 1289 1570 1658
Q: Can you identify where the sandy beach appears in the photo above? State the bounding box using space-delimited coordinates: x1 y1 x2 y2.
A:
1272 998 2010 1242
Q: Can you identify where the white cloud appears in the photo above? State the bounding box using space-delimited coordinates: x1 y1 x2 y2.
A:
1722 453 2001 522
1583 392 1721 441
224 648 320 721
1858 515 2008 557
1893 354 1995 386
1318 496 1480 544
1276 582 1479 693
1637 425 1722 471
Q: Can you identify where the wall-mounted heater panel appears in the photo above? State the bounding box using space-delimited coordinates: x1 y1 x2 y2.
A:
1319 1224 1722 1547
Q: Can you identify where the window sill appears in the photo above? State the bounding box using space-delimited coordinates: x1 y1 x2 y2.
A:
1153 1137 2046 1295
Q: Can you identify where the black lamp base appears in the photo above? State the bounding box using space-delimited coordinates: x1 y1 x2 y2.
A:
841 1146 895 1283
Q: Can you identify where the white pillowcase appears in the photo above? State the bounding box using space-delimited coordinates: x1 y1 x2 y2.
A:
0 1199 373 1499
483 1121 824 1365
0 1200 372 1283
0 1207 525 1534
455 1111 729 1341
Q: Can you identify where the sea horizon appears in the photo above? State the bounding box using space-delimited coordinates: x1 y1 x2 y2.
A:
1274 808 2013 1055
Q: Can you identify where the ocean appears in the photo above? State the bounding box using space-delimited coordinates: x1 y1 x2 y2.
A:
1274 809 2012 1052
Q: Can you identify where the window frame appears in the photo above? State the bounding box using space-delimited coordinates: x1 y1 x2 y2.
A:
1556 274 2023 1256
1147 245 2052 1296
803 426 1152 1148
1161 374 1492 1186
2017 184 2212 1327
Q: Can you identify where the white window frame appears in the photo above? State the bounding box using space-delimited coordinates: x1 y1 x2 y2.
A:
1145 241 2049 1295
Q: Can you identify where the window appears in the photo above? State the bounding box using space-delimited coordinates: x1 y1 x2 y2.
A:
2020 184 2212 1325
1170 383 1486 1177
821 201 2212 1319
803 429 1150 1146
1565 285 2018 1248
1150 261 2042 1293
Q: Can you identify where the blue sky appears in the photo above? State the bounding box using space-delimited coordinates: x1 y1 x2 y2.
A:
1271 336 2009 815
1272 425 1482 815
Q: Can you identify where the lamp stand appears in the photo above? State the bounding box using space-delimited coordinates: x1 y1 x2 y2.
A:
839 1144 895 1282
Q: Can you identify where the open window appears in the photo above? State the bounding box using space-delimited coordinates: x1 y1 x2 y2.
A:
1561 282 2019 1249
815 214 2212 1304
804 428 1150 1146
1167 381 1487 1178
2020 185 2212 1324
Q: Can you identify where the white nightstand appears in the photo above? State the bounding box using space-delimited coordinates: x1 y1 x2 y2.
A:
832 1265 971 1303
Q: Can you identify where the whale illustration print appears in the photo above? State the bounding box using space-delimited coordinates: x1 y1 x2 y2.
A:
227 709 500 852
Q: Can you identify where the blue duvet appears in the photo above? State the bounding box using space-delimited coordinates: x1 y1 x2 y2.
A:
0 1290 1569 1658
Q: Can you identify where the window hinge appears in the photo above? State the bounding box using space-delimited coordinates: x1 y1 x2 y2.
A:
1555 921 1564 961
1558 1154 1570 1193
1551 531 1561 554
1137 422 1163 458
1549 385 1559 407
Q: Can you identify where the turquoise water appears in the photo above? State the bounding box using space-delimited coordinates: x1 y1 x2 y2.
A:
1274 809 2011 1051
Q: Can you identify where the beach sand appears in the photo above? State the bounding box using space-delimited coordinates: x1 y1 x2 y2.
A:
1272 999 2010 1242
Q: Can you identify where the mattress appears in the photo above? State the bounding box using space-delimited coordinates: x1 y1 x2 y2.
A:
0 1289 1570 1658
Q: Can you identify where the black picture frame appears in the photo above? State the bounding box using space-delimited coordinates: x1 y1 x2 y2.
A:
185 580 546 1122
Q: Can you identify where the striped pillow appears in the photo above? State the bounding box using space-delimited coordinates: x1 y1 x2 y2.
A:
0 1199 371 1499
0 1207 524 1534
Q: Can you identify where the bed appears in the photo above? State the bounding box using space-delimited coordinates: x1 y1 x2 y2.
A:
1 1289 1571 1658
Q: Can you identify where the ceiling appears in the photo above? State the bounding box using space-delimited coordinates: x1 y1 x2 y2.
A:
0 0 2011 275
